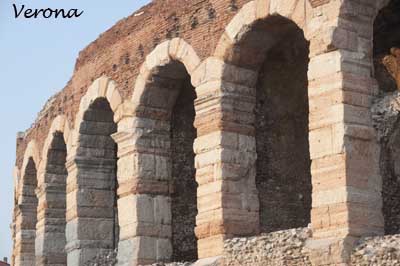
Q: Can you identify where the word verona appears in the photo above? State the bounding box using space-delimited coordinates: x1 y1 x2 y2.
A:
13 4 83 19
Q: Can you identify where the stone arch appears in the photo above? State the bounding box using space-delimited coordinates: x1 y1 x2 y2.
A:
212 0 312 233
132 38 201 105
35 115 70 266
15 140 40 266
214 0 310 67
37 115 70 186
113 38 201 265
65 76 122 265
68 76 122 156
20 140 40 190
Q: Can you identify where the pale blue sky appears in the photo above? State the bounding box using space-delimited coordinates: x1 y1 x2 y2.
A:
0 0 150 259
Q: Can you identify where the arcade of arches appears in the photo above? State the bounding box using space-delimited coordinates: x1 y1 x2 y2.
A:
12 0 400 265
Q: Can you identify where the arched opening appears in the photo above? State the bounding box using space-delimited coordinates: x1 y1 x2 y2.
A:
373 0 400 93
225 15 311 232
169 64 198 262
137 60 198 262
374 0 400 235
36 132 67 265
71 97 119 263
17 157 38 265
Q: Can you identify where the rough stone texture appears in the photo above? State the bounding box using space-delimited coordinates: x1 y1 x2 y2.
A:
255 17 311 233
222 228 312 266
146 263 194 266
372 92 400 235
83 249 118 266
371 91 400 140
170 76 198 262
372 0 400 234
350 235 400 266
145 232 400 266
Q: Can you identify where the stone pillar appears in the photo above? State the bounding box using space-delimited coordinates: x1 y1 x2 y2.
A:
14 161 38 266
65 112 118 266
36 184 67 266
113 113 172 266
65 155 117 265
35 136 67 266
192 58 259 259
307 49 384 265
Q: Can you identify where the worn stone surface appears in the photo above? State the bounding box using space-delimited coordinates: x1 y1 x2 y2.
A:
83 249 118 266
222 228 312 266
350 235 400 266
170 74 198 262
372 92 400 235
371 91 400 140
255 17 311 233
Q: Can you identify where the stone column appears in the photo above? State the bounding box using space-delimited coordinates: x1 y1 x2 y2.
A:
65 157 117 265
307 49 384 265
14 163 38 266
36 184 67 266
35 137 67 266
192 58 259 259
65 98 119 265
113 111 172 266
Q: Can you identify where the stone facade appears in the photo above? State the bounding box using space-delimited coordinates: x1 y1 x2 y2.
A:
11 0 400 265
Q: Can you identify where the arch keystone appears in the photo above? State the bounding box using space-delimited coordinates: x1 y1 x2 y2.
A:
225 1 256 41
21 140 40 182
145 40 171 70
270 0 299 18
98 75 110 97
169 38 181 59
132 38 201 104
70 76 121 151
255 0 270 19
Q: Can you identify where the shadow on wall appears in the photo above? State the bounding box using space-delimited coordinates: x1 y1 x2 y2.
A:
374 0 400 235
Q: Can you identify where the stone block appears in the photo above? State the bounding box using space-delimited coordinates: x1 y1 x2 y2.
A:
154 195 171 225
197 234 225 259
66 218 114 242
156 238 172 261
